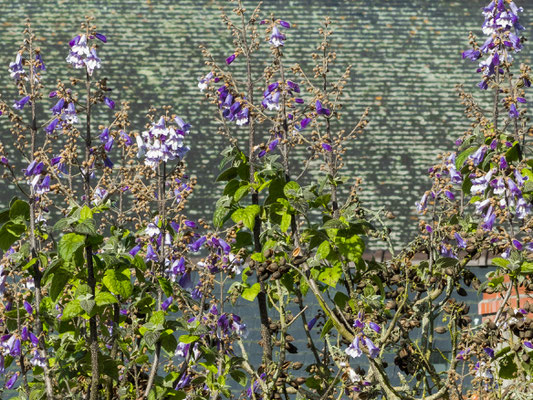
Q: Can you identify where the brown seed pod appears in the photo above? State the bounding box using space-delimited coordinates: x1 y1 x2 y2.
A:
435 326 447 334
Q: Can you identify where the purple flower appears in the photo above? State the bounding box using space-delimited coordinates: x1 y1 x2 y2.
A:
24 300 33 315
29 331 38 347
482 206 496 231
63 102 79 124
45 118 60 134
462 49 481 61
14 95 31 110
346 336 362 358
455 232 467 249
189 236 206 252
175 116 191 134
516 197 531 219
514 169 528 187
35 53 46 70
262 91 280 110
307 316 318 331
484 347 495 358
363 337 380 359
512 239 523 250
5 372 19 389
128 245 141 257
444 190 455 200
120 130 132 146
161 297 173 311
426 225 433 233
500 156 508 170
509 103 520 119
1 157 8 165
145 244 158 262
524 341 533 349
104 97 115 109
269 139 279 151
270 26 286 47
456 348 469 360
368 322 381 333
95 33 107 43
316 100 331 116
21 326 29 341
471 169 494 195
416 192 429 213
236 107 250 126
321 143 332 152
9 53 25 81
469 146 487 166
226 54 236 65
279 20 291 28
104 137 114 152
85 49 101 76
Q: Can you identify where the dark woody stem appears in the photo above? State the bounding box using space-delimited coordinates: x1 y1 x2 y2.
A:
239 3 272 364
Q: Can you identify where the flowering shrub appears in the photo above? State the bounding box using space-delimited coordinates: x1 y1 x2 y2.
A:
0 1 531 400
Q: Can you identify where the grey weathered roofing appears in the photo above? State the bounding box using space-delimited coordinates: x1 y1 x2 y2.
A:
0 0 531 249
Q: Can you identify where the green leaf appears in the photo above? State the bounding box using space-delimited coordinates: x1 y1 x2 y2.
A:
95 292 118 306
234 184 250 202
280 213 291 233
521 261 533 273
316 240 331 260
103 267 133 298
498 354 518 379
199 362 218 374
283 181 302 198
178 335 199 344
334 230 365 263
318 265 343 287
80 205 93 221
78 294 96 315
230 370 247 387
9 199 30 221
241 283 261 301
150 310 166 327
455 147 477 170
492 257 510 268
50 269 70 301
320 318 334 339
213 206 230 229
0 208 10 225
216 167 238 182
144 331 160 347
62 300 83 321
158 277 173 297
333 292 350 309
231 205 260 230
0 222 24 251
322 219 347 230
58 233 85 261
74 219 97 236
161 333 178 354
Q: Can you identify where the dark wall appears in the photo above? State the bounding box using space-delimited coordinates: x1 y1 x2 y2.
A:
0 0 529 250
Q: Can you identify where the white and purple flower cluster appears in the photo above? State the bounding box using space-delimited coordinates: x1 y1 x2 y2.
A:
217 85 250 126
66 34 105 76
261 19 291 47
24 160 50 195
45 93 79 134
135 115 190 169
345 312 380 359
463 1 528 117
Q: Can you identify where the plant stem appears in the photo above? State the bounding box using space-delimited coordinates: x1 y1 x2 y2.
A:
239 4 272 363
84 69 99 400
